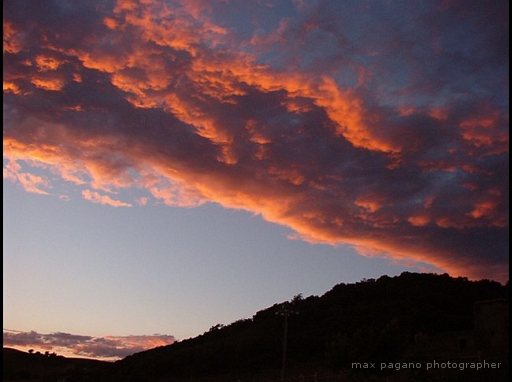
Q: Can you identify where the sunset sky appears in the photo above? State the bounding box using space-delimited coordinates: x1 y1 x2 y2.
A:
3 0 508 360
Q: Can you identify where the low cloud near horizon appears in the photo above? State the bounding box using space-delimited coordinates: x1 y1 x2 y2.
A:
3 329 176 360
3 0 509 282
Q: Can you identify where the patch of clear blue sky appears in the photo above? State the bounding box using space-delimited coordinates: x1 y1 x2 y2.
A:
3 179 425 340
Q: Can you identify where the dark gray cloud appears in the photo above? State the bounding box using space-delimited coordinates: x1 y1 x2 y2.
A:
3 329 175 360
3 0 508 282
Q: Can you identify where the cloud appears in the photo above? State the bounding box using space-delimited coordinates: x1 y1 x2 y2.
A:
3 160 51 195
82 189 132 207
2 329 176 360
3 0 508 282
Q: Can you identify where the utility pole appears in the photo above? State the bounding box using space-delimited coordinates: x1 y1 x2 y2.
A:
276 305 298 381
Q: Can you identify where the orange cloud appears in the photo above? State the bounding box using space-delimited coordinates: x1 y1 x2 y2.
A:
3 0 508 283
3 20 23 54
3 329 176 361
81 189 132 207
35 55 65 72
355 197 383 213
3 81 22 94
4 160 50 195
459 112 508 153
407 215 430 227
30 76 65 91
75 0 398 157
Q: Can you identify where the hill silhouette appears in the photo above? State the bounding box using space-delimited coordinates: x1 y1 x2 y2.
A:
3 347 111 381
4 272 509 381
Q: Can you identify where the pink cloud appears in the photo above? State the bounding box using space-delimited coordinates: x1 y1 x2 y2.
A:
3 0 508 282
4 160 50 195
3 329 176 360
81 189 132 208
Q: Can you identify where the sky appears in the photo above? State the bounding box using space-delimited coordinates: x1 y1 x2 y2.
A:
3 0 508 361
